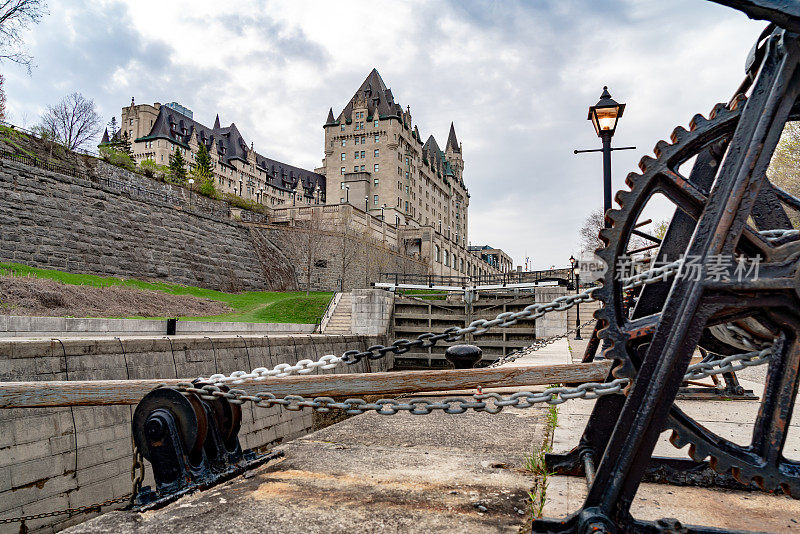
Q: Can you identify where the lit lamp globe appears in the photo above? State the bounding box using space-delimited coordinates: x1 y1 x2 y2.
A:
588 86 625 137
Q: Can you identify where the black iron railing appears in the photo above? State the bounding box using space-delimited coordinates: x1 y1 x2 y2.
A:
378 268 573 288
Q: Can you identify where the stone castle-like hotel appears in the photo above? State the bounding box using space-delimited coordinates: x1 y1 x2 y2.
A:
115 69 513 278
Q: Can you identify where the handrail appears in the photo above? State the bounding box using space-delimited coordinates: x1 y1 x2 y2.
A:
318 292 343 333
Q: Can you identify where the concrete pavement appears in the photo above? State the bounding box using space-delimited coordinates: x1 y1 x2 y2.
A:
540 337 800 532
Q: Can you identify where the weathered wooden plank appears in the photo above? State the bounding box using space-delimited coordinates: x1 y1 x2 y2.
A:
0 361 613 408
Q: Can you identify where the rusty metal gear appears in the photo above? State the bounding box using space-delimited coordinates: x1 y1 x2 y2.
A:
592 93 800 496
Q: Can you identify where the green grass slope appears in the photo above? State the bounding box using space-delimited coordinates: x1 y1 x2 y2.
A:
0 262 332 324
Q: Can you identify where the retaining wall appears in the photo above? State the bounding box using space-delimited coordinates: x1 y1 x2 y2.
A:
0 158 295 291
0 316 316 338
0 333 390 533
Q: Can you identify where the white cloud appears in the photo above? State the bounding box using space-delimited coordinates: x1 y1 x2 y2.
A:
1 0 767 269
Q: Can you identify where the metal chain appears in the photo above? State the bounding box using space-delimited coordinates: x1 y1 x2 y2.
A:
0 496 131 524
622 259 683 290
0 447 145 524
201 261 683 387
759 228 799 239
488 318 595 368
177 343 773 417
683 346 773 381
130 444 145 505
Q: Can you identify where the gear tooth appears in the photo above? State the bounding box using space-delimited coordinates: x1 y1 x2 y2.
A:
669 430 688 449
730 93 747 110
780 482 799 498
638 155 656 172
689 113 707 131
615 190 630 209
598 228 615 244
708 455 732 475
688 443 708 462
624 171 641 188
708 102 726 119
653 140 670 158
670 125 689 144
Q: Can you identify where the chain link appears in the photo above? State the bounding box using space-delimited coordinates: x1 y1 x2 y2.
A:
759 228 799 240
130 444 145 506
197 262 683 387
0 443 146 524
488 318 595 368
177 343 773 416
0 495 131 524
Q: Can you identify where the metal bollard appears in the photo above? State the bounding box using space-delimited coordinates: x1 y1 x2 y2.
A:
445 344 482 369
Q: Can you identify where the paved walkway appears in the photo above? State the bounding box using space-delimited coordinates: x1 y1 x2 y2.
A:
65 342 572 534
540 338 800 532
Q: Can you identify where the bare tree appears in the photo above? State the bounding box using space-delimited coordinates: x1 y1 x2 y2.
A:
578 208 605 253
39 92 102 151
0 0 47 72
335 222 362 291
275 211 331 295
767 121 800 226
0 73 6 121
578 208 649 254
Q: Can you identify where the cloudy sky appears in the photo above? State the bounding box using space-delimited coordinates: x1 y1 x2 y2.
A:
2 0 766 269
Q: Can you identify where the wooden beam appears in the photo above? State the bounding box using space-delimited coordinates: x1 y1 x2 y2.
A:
0 361 613 408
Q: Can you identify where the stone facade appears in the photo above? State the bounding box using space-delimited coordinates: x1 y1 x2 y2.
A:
0 158 291 291
535 286 568 338
250 223 428 292
117 100 325 209
350 289 394 335
318 69 503 278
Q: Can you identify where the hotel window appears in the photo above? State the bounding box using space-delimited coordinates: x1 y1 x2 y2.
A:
340 167 345 175
373 195 379 205
340 124 345 131
435 245 440 262
444 250 449 267
360 151 365 158
355 137 359 145
341 183 345 190
360 165 365 171
374 120 378 127
341 139 346 146
129 119 133 125
374 149 379 157
340 198 345 203
374 134 379 143
354 152 359 159
354 166 358 172
374 164 379 172
374 178 379 186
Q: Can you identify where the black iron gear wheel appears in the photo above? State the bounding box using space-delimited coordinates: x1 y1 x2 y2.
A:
592 93 800 496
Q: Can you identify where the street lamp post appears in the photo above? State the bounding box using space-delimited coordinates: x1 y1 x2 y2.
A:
569 255 576 287
575 268 582 339
574 86 636 227
188 178 194 209
381 204 387 242
365 196 369 212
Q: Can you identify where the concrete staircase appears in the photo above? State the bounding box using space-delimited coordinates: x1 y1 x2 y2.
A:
566 298 601 339
323 292 353 334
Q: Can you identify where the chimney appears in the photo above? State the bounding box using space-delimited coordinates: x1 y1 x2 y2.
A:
154 102 161 109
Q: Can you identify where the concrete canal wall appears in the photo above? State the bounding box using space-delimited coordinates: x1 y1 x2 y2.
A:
0 333 389 533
